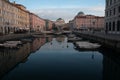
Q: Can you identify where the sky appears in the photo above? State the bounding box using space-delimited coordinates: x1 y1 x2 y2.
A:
10 0 105 22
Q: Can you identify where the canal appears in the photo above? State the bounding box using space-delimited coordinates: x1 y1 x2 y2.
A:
0 35 120 80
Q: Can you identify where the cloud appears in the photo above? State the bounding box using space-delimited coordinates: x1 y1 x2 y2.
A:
31 6 105 23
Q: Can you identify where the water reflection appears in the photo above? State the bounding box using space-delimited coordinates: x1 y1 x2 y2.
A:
0 36 53 79
0 36 120 80
101 50 120 80
0 43 31 78
56 35 65 42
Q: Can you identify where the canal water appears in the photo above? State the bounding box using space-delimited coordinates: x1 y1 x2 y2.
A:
0 35 120 80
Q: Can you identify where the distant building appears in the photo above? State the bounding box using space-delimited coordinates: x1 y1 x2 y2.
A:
68 20 74 31
72 11 104 31
29 13 45 32
45 19 53 31
55 18 65 26
105 0 120 34
0 0 47 34
54 18 65 31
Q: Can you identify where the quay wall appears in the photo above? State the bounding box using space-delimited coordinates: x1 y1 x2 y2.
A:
0 34 32 42
74 32 120 50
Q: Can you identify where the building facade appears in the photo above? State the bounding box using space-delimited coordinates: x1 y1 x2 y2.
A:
0 0 30 34
55 18 65 26
13 3 30 33
68 20 74 31
73 12 104 31
0 0 15 34
54 18 65 31
0 0 3 34
45 19 53 31
105 0 120 34
30 13 45 32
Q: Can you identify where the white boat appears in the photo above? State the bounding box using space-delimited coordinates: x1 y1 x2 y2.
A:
68 34 76 38
75 41 101 50
54 32 62 35
6 41 22 45
0 41 22 48
3 43 18 48
68 37 82 42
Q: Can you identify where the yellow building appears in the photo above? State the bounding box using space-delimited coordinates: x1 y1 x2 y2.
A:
13 3 30 33
0 0 30 34
2 0 17 34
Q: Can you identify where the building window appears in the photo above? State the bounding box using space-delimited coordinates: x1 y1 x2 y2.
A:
0 9 1 14
109 22 111 31
118 6 120 13
106 0 109 6
106 22 108 31
110 10 112 16
113 8 116 15
113 21 115 31
0 17 2 22
110 0 112 5
117 21 120 31
106 11 109 17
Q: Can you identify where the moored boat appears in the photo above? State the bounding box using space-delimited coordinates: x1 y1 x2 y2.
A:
74 41 101 50
68 37 82 42
0 41 22 48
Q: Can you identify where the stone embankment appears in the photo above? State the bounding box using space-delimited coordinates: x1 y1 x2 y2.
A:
0 33 32 42
74 31 120 50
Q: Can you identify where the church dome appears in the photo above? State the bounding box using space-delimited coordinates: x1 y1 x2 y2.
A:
55 18 65 26
57 18 64 21
77 11 85 16
56 18 65 22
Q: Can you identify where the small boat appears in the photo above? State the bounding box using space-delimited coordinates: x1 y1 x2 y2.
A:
21 39 33 43
0 43 19 48
54 32 62 35
5 41 22 45
32 35 41 38
68 37 82 42
0 44 4 47
0 41 22 48
3 43 18 48
75 41 101 50
68 34 76 38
